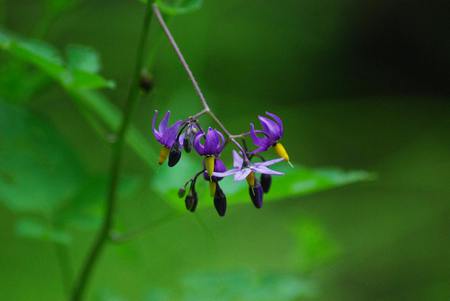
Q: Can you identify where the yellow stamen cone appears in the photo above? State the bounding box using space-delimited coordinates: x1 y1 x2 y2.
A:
273 143 292 165
205 156 215 181
209 182 217 197
246 172 255 188
158 147 170 165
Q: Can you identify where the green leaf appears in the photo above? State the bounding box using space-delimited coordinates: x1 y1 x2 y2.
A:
181 270 315 301
0 102 84 213
143 0 203 16
67 45 100 73
0 29 114 90
15 218 71 245
0 30 155 168
151 156 373 210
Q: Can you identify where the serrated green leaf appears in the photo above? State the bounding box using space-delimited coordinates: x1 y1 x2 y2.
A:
151 156 373 211
15 218 71 245
0 101 84 213
146 0 203 16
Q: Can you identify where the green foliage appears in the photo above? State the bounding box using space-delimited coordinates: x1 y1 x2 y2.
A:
145 270 315 301
139 0 203 16
16 218 71 245
0 29 114 90
0 29 157 167
0 101 84 214
152 156 373 210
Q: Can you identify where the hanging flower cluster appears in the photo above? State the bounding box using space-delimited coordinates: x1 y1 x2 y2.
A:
152 110 291 217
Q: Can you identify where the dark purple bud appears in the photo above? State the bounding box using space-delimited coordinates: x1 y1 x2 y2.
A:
185 183 198 212
260 174 272 193
183 135 192 153
249 182 264 208
213 184 227 217
178 187 186 198
168 142 182 167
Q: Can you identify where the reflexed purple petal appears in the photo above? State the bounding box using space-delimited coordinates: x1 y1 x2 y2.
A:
234 168 252 181
204 127 219 154
152 110 161 139
193 132 206 155
159 111 171 132
266 112 284 137
161 120 182 148
250 123 265 146
252 164 284 175
216 130 225 153
258 116 281 139
232 150 244 169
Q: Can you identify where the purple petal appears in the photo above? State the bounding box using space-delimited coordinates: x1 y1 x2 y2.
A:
259 157 285 166
252 164 284 175
250 123 265 146
204 127 219 154
214 158 227 173
152 110 161 139
161 120 182 148
258 116 281 139
234 168 252 181
232 150 244 169
266 112 284 137
159 111 170 133
213 169 238 178
193 132 206 155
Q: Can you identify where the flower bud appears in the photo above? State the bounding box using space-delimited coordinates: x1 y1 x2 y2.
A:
178 187 186 198
168 143 182 167
185 183 198 212
183 135 192 153
139 71 154 94
260 174 272 193
249 182 264 208
213 184 227 217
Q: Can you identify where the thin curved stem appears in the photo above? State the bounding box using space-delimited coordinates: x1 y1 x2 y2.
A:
70 2 155 300
152 4 249 161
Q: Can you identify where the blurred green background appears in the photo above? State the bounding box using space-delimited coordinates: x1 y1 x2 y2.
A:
1 0 449 300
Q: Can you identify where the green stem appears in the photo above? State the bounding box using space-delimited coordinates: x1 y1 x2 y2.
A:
69 1 154 300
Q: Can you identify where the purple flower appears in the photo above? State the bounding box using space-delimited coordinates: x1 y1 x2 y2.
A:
250 112 284 154
152 110 183 149
193 127 225 156
213 150 284 181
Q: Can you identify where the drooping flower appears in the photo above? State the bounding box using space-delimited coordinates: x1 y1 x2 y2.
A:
152 110 184 165
250 112 291 163
194 127 225 180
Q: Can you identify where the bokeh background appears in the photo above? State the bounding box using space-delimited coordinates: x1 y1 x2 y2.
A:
1 0 449 300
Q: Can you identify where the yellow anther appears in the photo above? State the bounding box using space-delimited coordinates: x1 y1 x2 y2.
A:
273 142 290 162
209 181 217 197
246 171 255 187
158 147 170 165
205 156 215 181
